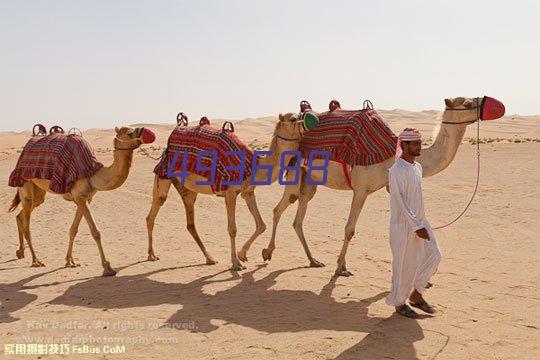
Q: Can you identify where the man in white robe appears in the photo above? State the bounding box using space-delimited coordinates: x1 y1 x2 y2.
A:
386 128 442 318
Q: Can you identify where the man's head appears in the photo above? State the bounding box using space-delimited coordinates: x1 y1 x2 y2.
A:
395 128 422 160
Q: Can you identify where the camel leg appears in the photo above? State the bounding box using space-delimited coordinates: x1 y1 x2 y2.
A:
74 197 115 276
292 183 325 267
238 189 266 262
335 190 368 277
179 188 217 265
15 210 25 259
262 182 301 261
146 177 172 261
224 191 245 271
19 183 44 267
65 208 83 267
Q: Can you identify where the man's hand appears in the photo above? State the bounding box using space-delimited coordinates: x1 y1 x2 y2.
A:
416 228 430 241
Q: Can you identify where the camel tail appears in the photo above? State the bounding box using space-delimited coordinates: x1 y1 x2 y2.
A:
8 191 20 212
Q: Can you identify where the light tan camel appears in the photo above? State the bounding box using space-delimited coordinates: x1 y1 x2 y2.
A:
146 113 308 271
241 96 504 276
8 126 155 276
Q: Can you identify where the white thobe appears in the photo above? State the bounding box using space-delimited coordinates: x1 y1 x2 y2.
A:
386 158 442 307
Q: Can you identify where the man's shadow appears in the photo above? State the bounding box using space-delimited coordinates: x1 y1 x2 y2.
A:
334 313 427 360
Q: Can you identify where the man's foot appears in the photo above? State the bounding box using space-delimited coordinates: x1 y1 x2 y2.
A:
410 299 436 314
395 304 418 318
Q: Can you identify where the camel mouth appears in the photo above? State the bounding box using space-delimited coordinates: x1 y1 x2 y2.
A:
139 127 156 144
481 96 505 121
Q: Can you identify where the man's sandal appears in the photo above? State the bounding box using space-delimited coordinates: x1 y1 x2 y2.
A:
410 299 436 314
395 304 418 318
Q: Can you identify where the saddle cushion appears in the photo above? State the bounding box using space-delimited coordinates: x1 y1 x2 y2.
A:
154 125 254 192
300 109 398 166
9 134 103 194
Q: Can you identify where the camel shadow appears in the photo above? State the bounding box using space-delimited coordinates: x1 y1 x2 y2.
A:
0 261 146 323
46 264 435 358
3 262 437 358
0 268 62 323
50 264 408 337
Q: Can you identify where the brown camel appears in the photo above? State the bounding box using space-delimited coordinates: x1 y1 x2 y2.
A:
146 113 311 270
8 126 155 276
240 96 505 276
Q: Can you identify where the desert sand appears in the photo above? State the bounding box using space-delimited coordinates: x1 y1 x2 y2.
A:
0 109 538 359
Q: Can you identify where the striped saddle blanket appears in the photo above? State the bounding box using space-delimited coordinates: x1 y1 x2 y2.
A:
300 109 398 166
154 125 254 192
9 133 103 194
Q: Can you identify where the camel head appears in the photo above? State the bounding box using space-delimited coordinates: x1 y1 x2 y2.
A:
275 112 319 141
113 126 156 150
443 96 505 124
275 113 304 140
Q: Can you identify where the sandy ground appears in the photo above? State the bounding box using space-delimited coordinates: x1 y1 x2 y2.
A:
0 110 539 359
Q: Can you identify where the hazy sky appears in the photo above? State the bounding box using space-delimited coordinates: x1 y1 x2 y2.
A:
1 0 538 131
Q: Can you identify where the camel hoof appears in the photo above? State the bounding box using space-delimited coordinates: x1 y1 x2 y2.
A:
31 260 45 267
206 258 218 265
102 262 117 276
309 259 325 268
230 263 246 271
16 249 25 259
334 269 354 277
65 261 80 268
262 248 272 261
147 253 160 261
102 268 117 277
237 250 248 262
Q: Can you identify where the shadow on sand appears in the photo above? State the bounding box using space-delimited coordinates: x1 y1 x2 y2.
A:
42 264 433 358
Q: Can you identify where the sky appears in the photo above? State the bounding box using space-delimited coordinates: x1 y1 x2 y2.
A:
0 0 538 131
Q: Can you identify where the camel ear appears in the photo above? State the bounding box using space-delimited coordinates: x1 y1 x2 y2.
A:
444 99 453 109
115 126 120 133
279 113 284 122
463 98 473 108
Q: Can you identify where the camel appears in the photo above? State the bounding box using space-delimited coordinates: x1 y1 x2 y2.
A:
8 126 156 276
239 96 504 276
146 113 313 270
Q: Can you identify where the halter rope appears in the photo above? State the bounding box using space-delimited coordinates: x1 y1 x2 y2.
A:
432 101 481 230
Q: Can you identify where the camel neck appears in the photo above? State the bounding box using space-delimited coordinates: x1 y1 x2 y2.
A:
254 136 300 184
90 149 134 190
416 118 467 177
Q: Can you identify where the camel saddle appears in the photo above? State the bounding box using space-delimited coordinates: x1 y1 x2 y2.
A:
300 100 398 166
154 123 253 192
9 132 103 194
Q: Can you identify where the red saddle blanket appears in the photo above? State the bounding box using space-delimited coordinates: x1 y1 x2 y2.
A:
154 125 254 192
300 109 398 166
9 134 103 194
